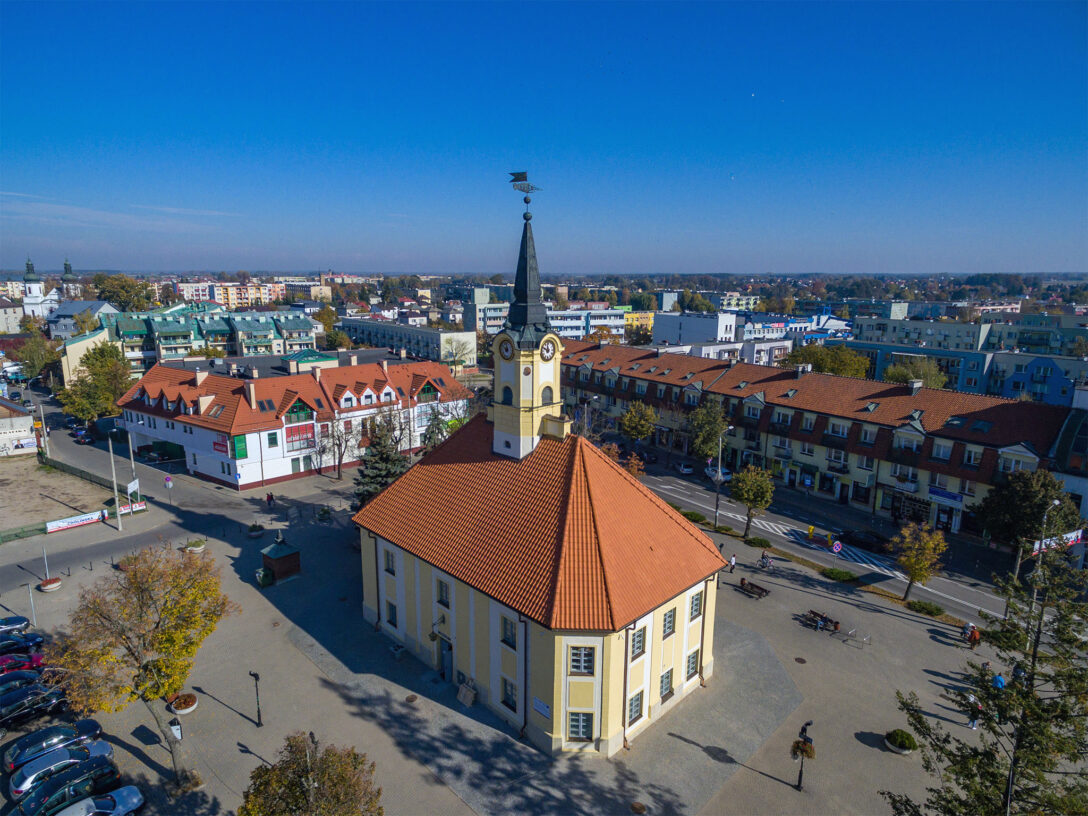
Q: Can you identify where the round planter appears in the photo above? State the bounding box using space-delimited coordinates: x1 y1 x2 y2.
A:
184 543 206 554
39 579 62 593
884 737 914 755
247 530 265 539
169 697 199 715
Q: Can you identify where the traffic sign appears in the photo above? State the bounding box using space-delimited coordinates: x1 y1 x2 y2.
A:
164 476 173 488
832 540 843 553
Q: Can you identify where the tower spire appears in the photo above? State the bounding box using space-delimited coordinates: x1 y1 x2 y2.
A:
503 173 550 344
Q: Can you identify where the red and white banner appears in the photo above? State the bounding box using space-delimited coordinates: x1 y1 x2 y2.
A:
1032 528 1085 555
47 510 108 534
118 501 147 516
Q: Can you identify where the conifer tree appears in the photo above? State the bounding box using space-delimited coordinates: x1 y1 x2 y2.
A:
352 413 409 507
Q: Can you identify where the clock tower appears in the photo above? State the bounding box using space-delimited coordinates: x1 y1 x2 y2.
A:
488 185 565 458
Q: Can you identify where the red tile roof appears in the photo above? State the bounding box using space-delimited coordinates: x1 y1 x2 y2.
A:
352 416 726 631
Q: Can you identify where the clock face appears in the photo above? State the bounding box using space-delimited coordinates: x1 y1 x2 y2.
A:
540 339 556 361
499 339 514 360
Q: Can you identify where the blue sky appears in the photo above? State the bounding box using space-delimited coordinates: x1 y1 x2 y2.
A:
2 1 1085 276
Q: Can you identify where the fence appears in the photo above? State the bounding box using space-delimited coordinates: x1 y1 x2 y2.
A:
38 454 116 492
0 522 47 544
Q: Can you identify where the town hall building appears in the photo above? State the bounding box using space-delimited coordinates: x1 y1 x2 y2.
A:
353 194 727 756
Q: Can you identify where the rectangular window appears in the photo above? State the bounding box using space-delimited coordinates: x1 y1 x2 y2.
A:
267 432 278 448
799 442 814 457
858 455 875 470
568 712 593 742
628 691 644 724
285 425 315 452
860 428 876 444
437 580 450 609
386 602 398 628
663 609 676 638
501 677 517 712
931 472 949 489
291 457 301 474
961 479 976 496
931 442 951 461
829 421 848 437
630 627 646 660
660 669 674 700
232 435 248 459
963 448 981 467
635 382 646 395
689 591 703 621
687 649 700 679
501 616 517 649
802 415 815 431
745 404 760 419
570 646 595 675
384 550 395 575
827 449 846 464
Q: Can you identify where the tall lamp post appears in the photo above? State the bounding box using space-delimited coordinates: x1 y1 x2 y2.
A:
106 431 122 532
1028 498 1063 622
1005 498 1060 618
712 426 735 529
249 670 263 727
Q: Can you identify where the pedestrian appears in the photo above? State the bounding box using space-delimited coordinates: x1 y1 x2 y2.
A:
981 660 992 675
1012 663 1026 685
265 492 272 508
729 554 736 574
961 621 973 641
966 693 981 729
968 627 982 650
992 672 1006 691
269 492 275 507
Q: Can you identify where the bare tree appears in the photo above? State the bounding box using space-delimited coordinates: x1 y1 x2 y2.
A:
316 418 367 480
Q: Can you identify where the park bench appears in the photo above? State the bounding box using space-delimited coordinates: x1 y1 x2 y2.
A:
804 610 840 632
738 578 770 599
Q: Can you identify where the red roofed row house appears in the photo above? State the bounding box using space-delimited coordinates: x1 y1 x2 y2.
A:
560 340 1081 534
116 360 471 489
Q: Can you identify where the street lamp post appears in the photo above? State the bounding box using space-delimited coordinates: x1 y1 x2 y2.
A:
107 433 122 532
249 670 263 727
796 720 814 791
712 426 735 529
1006 498 1060 618
20 583 36 627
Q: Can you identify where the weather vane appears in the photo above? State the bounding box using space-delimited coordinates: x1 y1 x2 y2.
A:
508 172 540 217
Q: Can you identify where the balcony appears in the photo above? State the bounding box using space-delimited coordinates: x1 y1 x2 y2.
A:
769 420 792 435
893 479 919 494
821 432 848 450
746 439 761 451
825 460 850 474
888 447 921 466
738 414 762 429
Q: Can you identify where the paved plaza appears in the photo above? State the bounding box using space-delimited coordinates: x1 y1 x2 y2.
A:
0 426 1002 814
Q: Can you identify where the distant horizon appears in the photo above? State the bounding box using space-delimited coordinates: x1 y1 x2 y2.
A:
3 3 1085 275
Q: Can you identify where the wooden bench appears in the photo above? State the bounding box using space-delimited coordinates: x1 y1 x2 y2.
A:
738 578 770 599
804 610 840 631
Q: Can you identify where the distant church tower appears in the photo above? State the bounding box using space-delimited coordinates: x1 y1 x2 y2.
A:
487 179 565 458
21 258 61 319
61 259 80 299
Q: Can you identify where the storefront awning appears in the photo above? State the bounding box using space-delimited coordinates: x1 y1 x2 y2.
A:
800 463 819 476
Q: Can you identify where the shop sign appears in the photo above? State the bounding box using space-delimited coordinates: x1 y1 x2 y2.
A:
928 486 963 507
213 433 228 453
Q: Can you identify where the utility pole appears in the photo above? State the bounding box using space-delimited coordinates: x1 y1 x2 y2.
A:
713 425 735 529
108 434 122 532
38 404 49 458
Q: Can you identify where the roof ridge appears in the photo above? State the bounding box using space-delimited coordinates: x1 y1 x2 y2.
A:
578 438 618 630
544 434 582 627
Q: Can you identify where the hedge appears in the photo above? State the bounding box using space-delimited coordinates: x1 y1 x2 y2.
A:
821 567 858 582
905 600 945 618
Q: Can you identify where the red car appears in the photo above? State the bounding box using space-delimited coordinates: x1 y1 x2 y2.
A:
0 654 43 674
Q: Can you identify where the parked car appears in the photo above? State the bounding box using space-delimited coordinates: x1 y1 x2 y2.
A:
0 617 30 635
22 399 33 408
73 436 94 446
0 671 42 697
10 741 114 800
53 786 144 816
703 465 733 483
0 633 45 656
13 755 121 816
642 450 659 464
837 529 891 553
0 654 44 674
8 391 21 401
4 721 103 773
674 462 694 475
0 686 66 735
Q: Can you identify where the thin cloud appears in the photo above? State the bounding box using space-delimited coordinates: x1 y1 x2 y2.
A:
0 191 52 200
1 199 215 234
130 204 241 217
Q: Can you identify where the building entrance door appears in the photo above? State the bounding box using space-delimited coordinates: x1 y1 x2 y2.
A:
439 638 453 682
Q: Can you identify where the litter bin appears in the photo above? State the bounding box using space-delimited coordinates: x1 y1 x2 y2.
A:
255 567 274 588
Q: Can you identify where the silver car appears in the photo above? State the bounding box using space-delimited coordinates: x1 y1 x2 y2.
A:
9 740 114 800
54 787 145 816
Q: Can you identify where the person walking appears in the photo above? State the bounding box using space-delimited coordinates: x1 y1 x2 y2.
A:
729 554 736 574
961 621 973 641
992 672 1006 691
966 693 981 729
968 627 982 650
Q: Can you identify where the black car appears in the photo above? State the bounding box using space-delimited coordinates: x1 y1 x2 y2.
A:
0 634 45 657
14 755 121 816
0 671 41 698
837 529 891 553
4 721 102 773
0 617 30 636
0 686 66 736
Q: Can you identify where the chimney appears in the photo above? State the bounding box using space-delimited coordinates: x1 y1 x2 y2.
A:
246 381 257 409
311 365 321 382
194 369 208 386
381 360 389 376
795 363 812 379
400 348 407 359
250 367 259 378
349 354 358 366
908 379 924 396
228 363 238 376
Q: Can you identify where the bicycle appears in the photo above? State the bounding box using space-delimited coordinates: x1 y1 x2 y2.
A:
757 556 776 573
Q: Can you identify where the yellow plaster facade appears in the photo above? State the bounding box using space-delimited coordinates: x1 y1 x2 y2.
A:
486 330 565 458
359 529 718 757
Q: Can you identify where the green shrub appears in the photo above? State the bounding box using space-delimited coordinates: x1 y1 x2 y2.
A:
681 510 707 524
821 567 858 582
667 502 683 511
746 536 771 548
906 600 945 617
248 523 265 532
885 729 917 751
713 525 733 534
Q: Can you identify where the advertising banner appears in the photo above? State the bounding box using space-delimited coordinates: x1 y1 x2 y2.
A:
46 509 107 534
11 438 37 451
1032 528 1084 556
118 501 148 516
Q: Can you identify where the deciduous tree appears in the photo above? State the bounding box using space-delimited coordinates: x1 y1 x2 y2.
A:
317 418 365 480
619 401 657 444
240 731 383 816
46 547 237 790
890 522 948 600
314 306 338 336
599 442 621 462
57 344 130 421
196 346 227 359
11 333 60 379
624 452 645 480
92 273 152 311
883 548 1088 816
883 358 948 389
325 329 351 351
73 309 100 336
783 344 870 378
687 402 729 462
730 466 774 538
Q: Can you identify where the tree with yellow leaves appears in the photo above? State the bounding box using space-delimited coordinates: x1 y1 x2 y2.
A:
891 522 948 601
46 546 238 790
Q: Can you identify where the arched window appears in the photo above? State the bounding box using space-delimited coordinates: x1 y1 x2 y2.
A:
502 386 513 405
541 386 553 405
